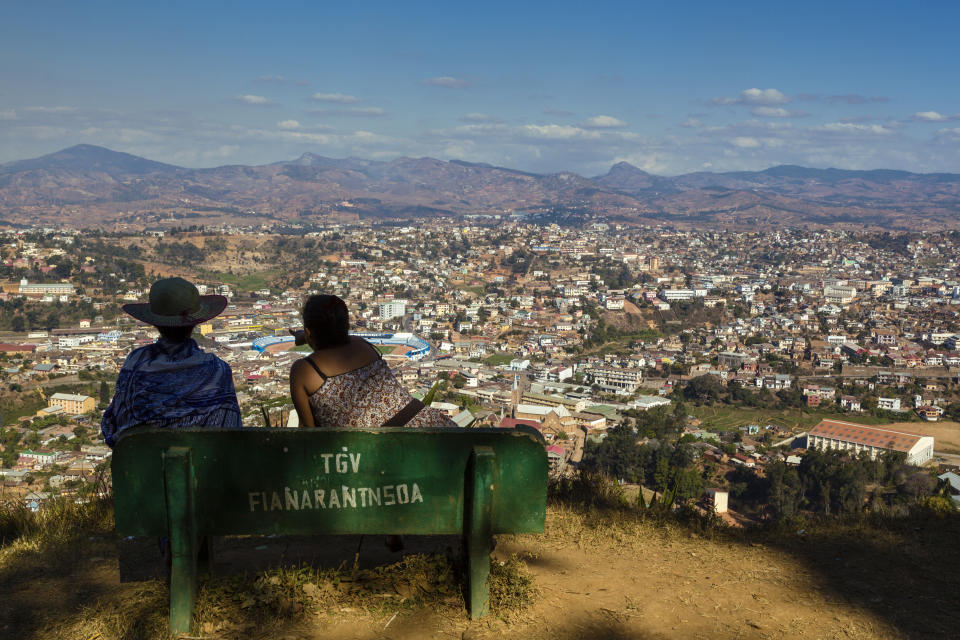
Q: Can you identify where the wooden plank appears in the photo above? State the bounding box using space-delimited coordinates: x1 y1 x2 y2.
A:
464 445 494 619
163 447 198 635
114 428 547 538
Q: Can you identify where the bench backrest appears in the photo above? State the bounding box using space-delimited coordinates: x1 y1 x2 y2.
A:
113 427 547 537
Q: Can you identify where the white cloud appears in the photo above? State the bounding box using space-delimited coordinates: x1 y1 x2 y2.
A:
911 111 959 123
521 124 584 140
311 93 362 104
579 115 627 129
812 122 894 135
714 88 791 106
751 106 807 118
732 136 761 148
235 94 271 105
6 89 960 178
743 119 795 130
311 107 386 117
424 76 467 89
742 88 790 105
255 75 287 83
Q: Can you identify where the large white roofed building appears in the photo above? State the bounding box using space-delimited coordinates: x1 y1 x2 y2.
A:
807 419 934 466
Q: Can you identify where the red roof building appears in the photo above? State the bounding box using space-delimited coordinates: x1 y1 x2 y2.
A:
497 417 542 431
0 343 36 354
808 419 934 465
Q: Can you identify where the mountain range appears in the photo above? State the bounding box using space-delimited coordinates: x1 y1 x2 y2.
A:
1 144 959 229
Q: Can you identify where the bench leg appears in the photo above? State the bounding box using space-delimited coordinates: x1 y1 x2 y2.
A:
464 445 495 619
164 447 199 636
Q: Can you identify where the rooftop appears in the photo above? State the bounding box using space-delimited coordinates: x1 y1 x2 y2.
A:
50 393 92 402
809 419 930 453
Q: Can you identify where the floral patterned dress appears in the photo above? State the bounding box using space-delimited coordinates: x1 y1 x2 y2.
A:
305 356 456 429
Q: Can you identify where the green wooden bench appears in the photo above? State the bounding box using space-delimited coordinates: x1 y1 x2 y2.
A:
112 427 547 634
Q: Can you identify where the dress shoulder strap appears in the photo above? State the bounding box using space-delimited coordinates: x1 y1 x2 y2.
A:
302 356 327 380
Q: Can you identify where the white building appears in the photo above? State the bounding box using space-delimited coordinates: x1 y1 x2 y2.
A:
824 285 856 305
877 397 902 411
18 279 74 298
582 365 644 394
629 395 672 411
705 488 728 513
807 420 934 465
58 335 96 348
660 289 695 301
379 300 407 320
604 296 625 310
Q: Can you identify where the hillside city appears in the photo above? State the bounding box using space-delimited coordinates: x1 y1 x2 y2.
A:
2 221 960 522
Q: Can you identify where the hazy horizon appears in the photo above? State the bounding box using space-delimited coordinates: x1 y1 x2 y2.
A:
9 142 960 179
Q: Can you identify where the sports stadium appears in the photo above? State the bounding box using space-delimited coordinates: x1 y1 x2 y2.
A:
251 331 431 361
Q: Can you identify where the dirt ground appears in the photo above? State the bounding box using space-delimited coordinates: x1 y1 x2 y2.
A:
884 420 960 455
622 299 644 315
8 506 954 640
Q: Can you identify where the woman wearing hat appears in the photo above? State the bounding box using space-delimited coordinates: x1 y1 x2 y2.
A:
101 277 242 447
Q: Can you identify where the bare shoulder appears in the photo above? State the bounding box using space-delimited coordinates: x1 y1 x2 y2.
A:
290 357 316 380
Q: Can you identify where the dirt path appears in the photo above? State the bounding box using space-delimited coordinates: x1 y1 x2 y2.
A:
18 507 956 640
205 511 909 640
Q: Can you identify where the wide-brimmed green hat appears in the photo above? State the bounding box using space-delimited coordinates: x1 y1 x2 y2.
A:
122 277 227 327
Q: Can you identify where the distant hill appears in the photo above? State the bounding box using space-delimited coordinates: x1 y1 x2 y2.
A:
0 144 181 176
1 145 958 229
593 161 669 191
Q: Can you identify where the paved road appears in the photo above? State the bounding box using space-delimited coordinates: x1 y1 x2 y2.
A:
934 451 960 466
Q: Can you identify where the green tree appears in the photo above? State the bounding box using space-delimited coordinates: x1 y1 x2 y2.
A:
422 380 441 406
683 375 723 404
766 461 802 519
652 454 671 495
672 468 704 503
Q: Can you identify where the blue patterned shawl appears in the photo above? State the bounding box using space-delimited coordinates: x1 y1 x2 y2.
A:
101 338 242 447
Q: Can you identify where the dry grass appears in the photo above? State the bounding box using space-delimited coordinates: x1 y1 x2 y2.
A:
0 487 113 555
886 419 960 454
29 543 537 640
45 582 172 640
5 471 960 640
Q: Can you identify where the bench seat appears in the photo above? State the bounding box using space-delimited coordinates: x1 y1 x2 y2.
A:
112 427 548 633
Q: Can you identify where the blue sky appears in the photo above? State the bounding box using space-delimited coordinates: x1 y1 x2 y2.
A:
1 0 958 175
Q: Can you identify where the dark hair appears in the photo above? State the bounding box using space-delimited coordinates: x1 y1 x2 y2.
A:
157 324 196 342
302 294 350 349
